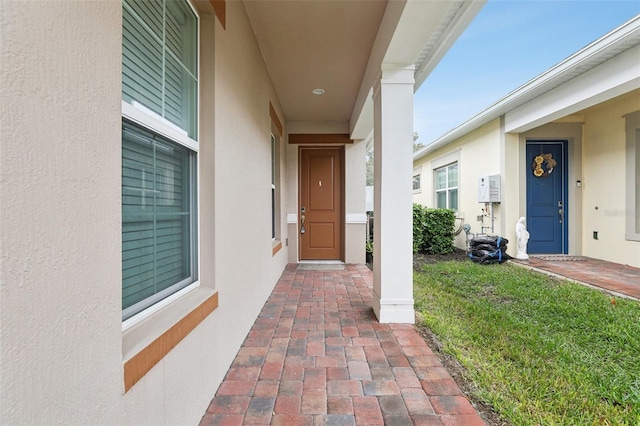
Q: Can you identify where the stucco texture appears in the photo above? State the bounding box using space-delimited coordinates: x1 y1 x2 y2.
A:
1 1 290 424
580 91 640 267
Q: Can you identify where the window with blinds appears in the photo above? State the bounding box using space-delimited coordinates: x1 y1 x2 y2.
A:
123 0 197 139
122 0 198 321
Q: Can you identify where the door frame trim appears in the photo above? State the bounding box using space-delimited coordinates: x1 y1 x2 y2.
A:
525 139 569 254
297 145 345 261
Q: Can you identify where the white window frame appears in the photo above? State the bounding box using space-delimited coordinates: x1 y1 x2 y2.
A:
625 111 640 241
413 167 422 193
434 162 458 211
121 0 201 329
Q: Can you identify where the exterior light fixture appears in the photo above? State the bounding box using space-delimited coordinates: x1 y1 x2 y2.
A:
312 88 325 95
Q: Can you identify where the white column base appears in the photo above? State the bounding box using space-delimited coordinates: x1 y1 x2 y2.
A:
372 291 415 324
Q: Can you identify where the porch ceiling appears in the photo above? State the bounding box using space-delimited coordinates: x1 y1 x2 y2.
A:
243 0 484 137
243 0 387 124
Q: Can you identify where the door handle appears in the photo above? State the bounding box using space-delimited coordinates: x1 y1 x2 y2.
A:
301 215 305 223
559 208 564 223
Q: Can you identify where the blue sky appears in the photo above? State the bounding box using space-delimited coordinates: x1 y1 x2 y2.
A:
414 0 640 145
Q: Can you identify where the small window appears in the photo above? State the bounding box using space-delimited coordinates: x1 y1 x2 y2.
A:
435 163 458 211
413 167 421 192
413 174 421 191
271 133 277 240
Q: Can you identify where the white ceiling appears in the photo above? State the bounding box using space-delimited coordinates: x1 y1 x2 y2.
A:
244 0 387 124
243 0 484 136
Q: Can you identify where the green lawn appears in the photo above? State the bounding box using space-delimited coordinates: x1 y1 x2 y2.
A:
414 261 640 425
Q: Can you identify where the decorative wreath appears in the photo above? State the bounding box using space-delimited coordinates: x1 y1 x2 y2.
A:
531 153 557 178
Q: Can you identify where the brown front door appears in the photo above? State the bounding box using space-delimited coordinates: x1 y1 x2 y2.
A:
299 147 343 260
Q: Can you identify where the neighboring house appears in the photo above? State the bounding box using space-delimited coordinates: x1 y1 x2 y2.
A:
0 0 483 424
413 16 640 268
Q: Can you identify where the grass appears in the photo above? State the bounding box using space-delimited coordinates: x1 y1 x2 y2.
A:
414 261 640 425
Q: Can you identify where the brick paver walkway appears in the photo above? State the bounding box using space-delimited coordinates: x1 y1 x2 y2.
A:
200 264 485 425
514 256 640 300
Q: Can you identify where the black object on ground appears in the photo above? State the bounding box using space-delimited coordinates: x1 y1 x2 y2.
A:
468 236 511 265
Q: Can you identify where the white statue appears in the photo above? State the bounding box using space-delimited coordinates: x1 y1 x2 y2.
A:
515 217 530 260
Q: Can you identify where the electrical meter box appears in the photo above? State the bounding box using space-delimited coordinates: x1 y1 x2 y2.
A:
478 175 501 203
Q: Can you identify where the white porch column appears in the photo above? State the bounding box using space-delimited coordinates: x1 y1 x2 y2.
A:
372 65 415 323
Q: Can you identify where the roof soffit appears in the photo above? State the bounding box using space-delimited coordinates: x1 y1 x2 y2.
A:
242 0 482 140
243 0 387 124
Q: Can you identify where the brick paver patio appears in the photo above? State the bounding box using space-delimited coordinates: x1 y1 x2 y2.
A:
514 256 640 301
199 263 486 425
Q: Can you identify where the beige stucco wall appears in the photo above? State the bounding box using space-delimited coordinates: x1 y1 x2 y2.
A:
1 1 289 424
580 90 640 267
413 119 503 251
345 141 367 263
413 90 639 267
1 1 125 423
213 0 289 341
518 92 640 267
286 142 300 262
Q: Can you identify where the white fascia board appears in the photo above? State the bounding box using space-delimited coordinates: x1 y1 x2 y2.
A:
505 44 640 133
350 1 406 140
350 0 478 140
414 1 486 88
383 0 454 66
350 90 375 140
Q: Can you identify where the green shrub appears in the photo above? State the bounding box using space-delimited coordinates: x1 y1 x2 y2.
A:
413 204 455 254
412 204 426 253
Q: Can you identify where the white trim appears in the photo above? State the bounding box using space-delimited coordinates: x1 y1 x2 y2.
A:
122 101 199 152
287 213 298 223
122 282 199 331
132 101 188 136
413 1 486 88
345 213 367 224
434 162 458 210
430 148 460 170
505 45 640 133
372 297 415 324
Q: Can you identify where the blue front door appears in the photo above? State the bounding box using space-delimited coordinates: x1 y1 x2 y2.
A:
526 141 568 254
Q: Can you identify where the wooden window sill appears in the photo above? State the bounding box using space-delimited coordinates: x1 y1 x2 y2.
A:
122 287 218 392
272 241 282 256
